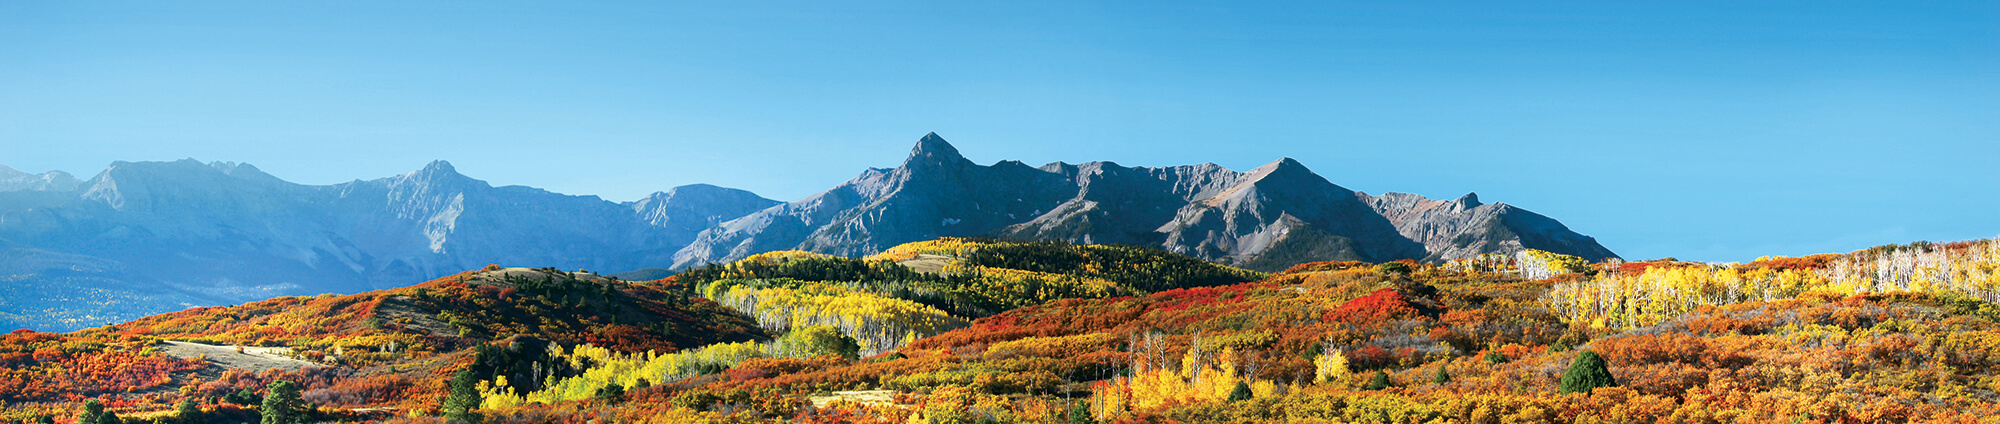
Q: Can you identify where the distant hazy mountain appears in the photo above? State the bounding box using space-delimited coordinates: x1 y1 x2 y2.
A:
0 159 776 331
0 133 1613 331
0 165 81 192
674 133 1616 270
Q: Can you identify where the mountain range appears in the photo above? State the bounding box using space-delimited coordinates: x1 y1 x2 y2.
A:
0 133 1612 331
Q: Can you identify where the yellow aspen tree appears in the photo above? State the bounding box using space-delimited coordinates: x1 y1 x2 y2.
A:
1314 348 1350 385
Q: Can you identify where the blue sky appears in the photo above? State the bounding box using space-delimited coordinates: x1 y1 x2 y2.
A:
2 1 1994 262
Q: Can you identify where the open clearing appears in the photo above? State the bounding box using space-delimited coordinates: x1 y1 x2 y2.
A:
897 254 955 275
158 340 321 372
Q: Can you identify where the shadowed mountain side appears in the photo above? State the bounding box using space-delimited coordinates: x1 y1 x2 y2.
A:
674 133 1614 271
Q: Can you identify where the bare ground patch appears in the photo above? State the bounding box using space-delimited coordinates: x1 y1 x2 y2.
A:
897 254 956 275
372 294 457 336
159 340 322 373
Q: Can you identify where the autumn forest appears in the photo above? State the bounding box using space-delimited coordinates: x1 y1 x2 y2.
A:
3 237 2000 424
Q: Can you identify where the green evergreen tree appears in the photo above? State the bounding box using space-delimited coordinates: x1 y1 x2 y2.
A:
175 400 204 424
1226 381 1254 401
1559 350 1617 395
593 384 626 402
1364 370 1392 390
224 388 260 406
77 400 105 424
1484 351 1508 364
94 413 119 424
443 369 484 424
36 416 55 424
1068 400 1095 424
1432 365 1451 384
260 380 305 424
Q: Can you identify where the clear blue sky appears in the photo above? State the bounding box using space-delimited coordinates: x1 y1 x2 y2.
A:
2 1 1994 262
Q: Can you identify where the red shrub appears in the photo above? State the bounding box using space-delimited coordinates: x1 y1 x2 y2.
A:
1325 289 1420 324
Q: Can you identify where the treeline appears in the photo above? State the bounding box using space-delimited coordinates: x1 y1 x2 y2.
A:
1543 238 2000 329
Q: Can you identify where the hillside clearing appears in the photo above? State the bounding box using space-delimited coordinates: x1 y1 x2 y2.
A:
158 340 321 372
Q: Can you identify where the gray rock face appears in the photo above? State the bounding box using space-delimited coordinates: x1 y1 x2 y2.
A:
0 159 777 331
671 133 1078 266
674 133 1616 271
1361 192 1617 263
632 184 783 246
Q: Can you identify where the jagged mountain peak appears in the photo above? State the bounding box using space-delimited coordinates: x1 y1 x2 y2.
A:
1264 157 1308 169
411 160 463 179
2 135 1618 332
387 159 483 189
903 132 970 169
422 159 456 173
1245 157 1315 180
1223 156 1344 199
675 135 1613 271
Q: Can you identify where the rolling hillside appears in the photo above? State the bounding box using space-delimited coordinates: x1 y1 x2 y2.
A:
1 237 1995 424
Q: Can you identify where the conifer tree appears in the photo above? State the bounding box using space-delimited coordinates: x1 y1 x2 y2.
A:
594 384 625 402
1364 370 1391 390
260 380 305 424
1226 381 1254 401
224 388 259 406
1068 400 1094 424
1432 365 1451 384
77 400 104 424
443 369 484 424
1559 350 1617 394
176 400 203 424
